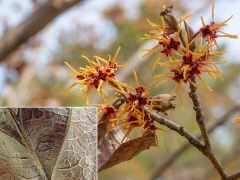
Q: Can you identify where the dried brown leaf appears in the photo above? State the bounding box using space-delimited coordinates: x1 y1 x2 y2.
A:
0 107 97 180
98 114 157 171
98 131 156 171
98 117 125 171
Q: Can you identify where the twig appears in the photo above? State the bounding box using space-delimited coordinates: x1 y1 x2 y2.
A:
144 107 205 151
148 105 240 180
188 76 229 179
204 146 240 180
228 171 240 180
189 76 211 149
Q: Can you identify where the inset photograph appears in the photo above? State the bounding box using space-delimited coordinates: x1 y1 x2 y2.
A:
0 107 97 180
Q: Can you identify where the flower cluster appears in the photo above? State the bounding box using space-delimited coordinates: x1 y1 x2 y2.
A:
142 3 237 103
192 4 237 52
64 47 127 104
108 70 167 143
64 2 239 144
64 48 170 144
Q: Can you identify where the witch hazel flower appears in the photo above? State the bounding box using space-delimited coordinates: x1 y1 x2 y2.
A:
189 2 238 52
64 47 128 104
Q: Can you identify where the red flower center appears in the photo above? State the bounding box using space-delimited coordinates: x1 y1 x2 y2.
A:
200 25 213 38
182 54 193 66
98 69 108 81
161 49 170 56
128 115 140 126
128 93 137 103
138 96 148 106
90 78 99 88
170 69 184 83
108 61 117 70
167 38 180 51
76 75 84 80
135 86 146 95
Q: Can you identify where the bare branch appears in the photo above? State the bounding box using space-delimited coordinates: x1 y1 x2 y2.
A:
189 76 211 149
227 171 240 180
0 0 83 61
144 107 205 151
188 76 229 179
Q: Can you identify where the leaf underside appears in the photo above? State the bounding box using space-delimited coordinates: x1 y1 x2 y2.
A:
0 107 97 180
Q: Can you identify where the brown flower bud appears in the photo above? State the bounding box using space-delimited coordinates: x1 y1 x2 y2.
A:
163 12 178 29
184 21 196 51
160 5 173 15
160 5 178 34
184 21 194 40
149 94 176 116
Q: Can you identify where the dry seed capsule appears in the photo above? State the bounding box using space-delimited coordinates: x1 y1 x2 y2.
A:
160 5 178 34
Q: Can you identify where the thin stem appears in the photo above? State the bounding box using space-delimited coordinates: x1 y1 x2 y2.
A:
144 107 205 151
188 76 228 179
228 171 240 180
189 76 211 149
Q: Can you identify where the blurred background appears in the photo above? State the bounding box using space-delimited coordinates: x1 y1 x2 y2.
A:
1 0 240 179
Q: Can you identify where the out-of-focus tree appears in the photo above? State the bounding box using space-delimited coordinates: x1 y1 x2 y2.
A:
0 0 85 106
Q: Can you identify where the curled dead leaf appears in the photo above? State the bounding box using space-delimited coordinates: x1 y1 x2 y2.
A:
98 109 157 171
98 130 156 171
98 113 126 170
